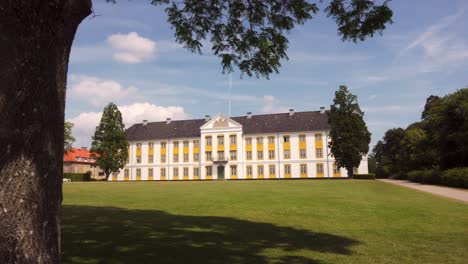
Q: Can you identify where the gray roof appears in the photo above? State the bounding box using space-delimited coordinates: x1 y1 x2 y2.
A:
125 111 330 141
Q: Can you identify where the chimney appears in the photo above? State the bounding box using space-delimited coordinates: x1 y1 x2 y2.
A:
81 147 87 151
142 120 148 126
205 115 211 121
166 118 171 124
247 112 252 119
289 109 294 116
320 107 325 114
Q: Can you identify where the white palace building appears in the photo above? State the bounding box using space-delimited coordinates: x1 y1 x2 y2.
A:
114 108 368 181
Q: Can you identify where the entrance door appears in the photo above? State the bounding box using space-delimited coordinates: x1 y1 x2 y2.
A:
217 166 225 179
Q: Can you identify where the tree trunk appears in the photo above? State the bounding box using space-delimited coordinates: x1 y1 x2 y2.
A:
0 1 91 263
347 166 354 179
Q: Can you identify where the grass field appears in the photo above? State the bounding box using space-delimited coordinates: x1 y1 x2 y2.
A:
62 180 468 264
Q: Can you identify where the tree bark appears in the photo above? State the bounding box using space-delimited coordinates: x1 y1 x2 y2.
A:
0 1 91 263
347 166 354 179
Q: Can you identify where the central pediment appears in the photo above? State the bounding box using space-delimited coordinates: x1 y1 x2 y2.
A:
200 113 242 131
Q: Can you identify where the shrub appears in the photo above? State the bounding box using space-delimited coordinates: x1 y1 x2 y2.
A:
354 174 375 179
441 168 468 188
407 169 441 185
64 172 91 182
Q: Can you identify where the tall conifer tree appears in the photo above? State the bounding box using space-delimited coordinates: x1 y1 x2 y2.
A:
328 85 371 178
91 103 128 180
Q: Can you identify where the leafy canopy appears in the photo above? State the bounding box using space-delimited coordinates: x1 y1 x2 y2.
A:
107 0 393 78
328 85 371 177
64 121 76 152
91 103 128 178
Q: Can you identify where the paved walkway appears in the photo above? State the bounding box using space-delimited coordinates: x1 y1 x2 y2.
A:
378 179 468 203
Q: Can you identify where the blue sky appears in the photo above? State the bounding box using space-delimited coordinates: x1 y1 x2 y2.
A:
67 0 468 148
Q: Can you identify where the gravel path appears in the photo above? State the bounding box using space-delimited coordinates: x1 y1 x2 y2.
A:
378 179 468 203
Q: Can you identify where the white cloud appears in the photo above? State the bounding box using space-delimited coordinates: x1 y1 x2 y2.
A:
362 104 421 114
68 102 190 148
107 32 156 64
69 75 137 107
398 7 468 72
260 95 289 114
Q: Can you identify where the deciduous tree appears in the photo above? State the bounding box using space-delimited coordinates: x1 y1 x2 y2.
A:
329 85 371 178
0 1 393 262
64 121 76 152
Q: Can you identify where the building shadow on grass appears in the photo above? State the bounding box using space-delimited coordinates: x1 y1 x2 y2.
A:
62 206 358 264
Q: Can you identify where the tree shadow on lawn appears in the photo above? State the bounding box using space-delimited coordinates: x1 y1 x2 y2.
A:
62 206 359 264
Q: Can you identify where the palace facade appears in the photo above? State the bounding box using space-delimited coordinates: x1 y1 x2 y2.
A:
114 108 368 181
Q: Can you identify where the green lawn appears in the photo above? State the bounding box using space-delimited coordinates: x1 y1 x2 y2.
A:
62 180 468 264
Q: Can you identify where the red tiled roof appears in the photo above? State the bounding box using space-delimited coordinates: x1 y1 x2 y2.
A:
64 148 98 164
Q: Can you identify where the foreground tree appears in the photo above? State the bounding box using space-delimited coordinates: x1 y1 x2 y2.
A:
328 85 371 178
64 121 76 153
0 1 392 262
91 103 128 180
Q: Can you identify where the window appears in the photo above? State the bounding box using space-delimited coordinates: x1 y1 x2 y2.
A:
173 154 179 162
218 151 224 160
257 151 263 160
136 143 142 150
246 151 252 160
148 168 153 177
230 135 237 145
148 142 154 150
206 166 212 176
333 164 340 174
206 151 212 161
206 136 212 146
269 165 275 176
257 137 263 145
183 141 189 148
193 140 200 147
161 154 166 163
217 135 224 145
194 167 199 176
257 165 264 175
230 165 237 176
315 134 322 141
316 148 323 158
183 167 189 177
284 150 290 159
299 134 306 142
300 149 307 158
283 136 290 142
161 168 166 177
161 142 166 149
173 168 179 177
136 155 141 163
246 137 252 145
173 141 179 148
268 150 275 160
194 153 199 162
136 169 141 177
124 169 129 177
301 164 307 175
268 136 275 143
285 164 291 175
246 166 253 176
317 164 324 174
148 155 154 163
126 155 129 164
353 167 358 174
183 153 189 162
230 151 237 160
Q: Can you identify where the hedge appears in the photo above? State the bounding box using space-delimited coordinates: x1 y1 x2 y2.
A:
64 172 91 182
406 168 468 189
353 174 375 179
441 168 468 189
407 170 441 185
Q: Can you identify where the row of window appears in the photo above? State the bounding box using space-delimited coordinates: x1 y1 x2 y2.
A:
124 163 342 179
133 133 324 151
133 147 325 164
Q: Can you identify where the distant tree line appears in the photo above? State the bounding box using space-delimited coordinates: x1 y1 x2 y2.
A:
371 88 468 188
